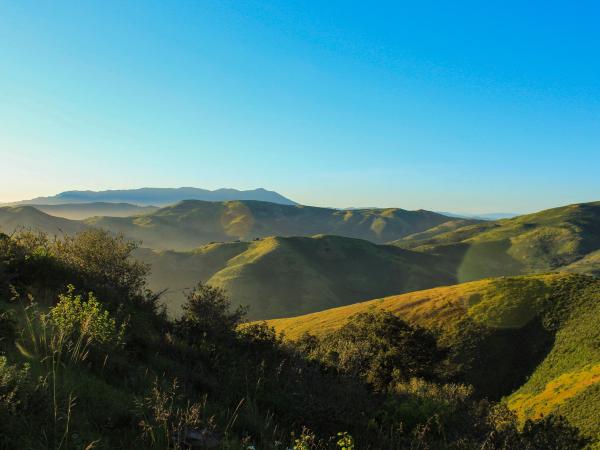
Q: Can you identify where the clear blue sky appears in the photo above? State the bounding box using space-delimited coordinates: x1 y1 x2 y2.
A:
1 1 599 213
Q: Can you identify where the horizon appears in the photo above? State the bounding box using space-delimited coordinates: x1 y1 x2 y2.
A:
2 1 600 213
2 185 595 216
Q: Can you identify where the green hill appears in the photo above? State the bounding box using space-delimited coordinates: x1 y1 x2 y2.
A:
264 273 600 440
0 205 84 235
1 223 588 448
87 200 461 250
137 234 455 319
394 201 600 282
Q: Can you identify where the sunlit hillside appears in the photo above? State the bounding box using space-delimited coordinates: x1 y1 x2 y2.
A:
137 234 455 319
264 273 600 440
86 200 462 250
394 201 600 282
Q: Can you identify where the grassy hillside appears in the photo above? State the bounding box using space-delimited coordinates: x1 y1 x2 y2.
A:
1 229 587 449
137 234 455 319
0 205 84 235
87 200 461 250
394 201 600 282
264 273 600 440
30 202 159 220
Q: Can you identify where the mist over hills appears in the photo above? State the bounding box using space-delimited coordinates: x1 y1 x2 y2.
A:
12 186 297 206
28 202 159 220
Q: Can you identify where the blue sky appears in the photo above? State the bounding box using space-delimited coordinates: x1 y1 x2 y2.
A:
1 1 599 213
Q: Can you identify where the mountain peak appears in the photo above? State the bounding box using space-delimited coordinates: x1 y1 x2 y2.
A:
14 187 298 207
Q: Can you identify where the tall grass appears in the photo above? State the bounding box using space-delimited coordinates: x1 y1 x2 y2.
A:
13 294 103 449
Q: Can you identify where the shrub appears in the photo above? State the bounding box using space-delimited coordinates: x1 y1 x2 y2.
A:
0 356 30 414
310 311 445 391
176 283 247 344
49 285 125 349
52 229 149 298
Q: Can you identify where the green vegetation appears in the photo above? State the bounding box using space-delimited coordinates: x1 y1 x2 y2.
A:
265 273 600 443
6 200 600 324
84 200 461 250
394 201 600 282
2 200 464 251
0 228 591 449
136 234 455 319
0 206 84 236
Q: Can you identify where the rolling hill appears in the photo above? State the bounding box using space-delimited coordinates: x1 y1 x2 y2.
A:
263 273 600 440
394 201 600 282
136 234 455 319
13 187 297 206
0 205 85 235
87 200 461 250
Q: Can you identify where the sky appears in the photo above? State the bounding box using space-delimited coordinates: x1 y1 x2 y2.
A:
1 1 599 213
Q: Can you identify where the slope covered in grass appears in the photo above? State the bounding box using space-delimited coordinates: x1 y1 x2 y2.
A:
1 229 588 448
137 234 455 319
264 273 600 440
394 201 600 281
0 205 84 236
506 279 600 438
88 200 461 250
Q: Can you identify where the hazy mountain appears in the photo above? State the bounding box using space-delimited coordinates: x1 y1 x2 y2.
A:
264 273 600 440
135 235 455 319
14 187 297 206
29 202 159 220
86 200 461 250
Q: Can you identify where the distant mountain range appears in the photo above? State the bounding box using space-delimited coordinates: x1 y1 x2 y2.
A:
10 187 297 206
83 200 462 250
2 198 600 321
0 199 464 249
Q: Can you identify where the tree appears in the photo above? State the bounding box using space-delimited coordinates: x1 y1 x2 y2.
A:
314 311 445 391
175 283 247 343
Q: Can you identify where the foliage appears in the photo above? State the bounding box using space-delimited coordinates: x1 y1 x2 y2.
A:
50 285 124 349
136 378 207 450
51 228 148 298
335 432 354 450
0 229 596 449
306 311 445 391
175 282 247 343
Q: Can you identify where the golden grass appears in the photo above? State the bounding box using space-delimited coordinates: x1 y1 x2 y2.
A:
263 273 572 340
508 363 600 422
